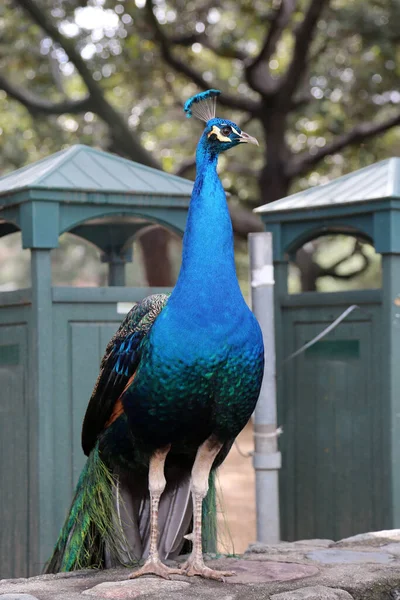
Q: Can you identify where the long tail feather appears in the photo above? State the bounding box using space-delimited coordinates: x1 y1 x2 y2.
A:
44 443 134 573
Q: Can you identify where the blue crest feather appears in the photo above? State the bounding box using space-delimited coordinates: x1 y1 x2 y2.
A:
184 89 221 122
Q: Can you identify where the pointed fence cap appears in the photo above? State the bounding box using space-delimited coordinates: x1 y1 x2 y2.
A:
0 144 194 249
255 158 400 214
0 144 194 197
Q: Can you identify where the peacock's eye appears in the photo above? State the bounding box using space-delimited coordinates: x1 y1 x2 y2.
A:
220 126 232 137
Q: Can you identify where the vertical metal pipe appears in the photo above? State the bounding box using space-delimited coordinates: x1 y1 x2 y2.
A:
249 232 281 543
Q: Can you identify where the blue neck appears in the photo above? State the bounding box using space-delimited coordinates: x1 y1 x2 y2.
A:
172 136 240 301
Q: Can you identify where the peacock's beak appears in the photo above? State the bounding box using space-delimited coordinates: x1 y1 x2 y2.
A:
238 131 259 146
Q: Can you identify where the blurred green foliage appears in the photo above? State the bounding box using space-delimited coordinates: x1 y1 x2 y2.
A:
0 0 399 293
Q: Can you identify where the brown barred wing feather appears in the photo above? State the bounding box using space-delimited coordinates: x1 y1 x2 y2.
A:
81 294 170 456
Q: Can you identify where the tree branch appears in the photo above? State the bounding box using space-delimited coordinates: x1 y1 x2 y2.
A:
287 111 400 178
145 0 261 115
245 0 296 95
0 73 92 115
15 0 159 168
279 0 330 100
308 30 333 65
170 32 248 61
320 241 370 280
48 49 66 94
289 34 334 109
15 0 100 97
296 239 371 290
290 91 313 110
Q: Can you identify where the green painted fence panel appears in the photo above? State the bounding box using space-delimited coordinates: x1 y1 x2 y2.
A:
70 320 120 483
51 300 134 551
278 297 387 541
0 323 29 578
0 290 176 578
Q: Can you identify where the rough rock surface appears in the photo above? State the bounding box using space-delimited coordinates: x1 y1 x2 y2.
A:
0 595 41 600
81 579 190 598
306 549 394 564
335 531 400 548
270 585 354 599
2 530 400 600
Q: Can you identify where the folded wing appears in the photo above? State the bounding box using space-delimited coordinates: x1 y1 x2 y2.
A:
81 293 170 456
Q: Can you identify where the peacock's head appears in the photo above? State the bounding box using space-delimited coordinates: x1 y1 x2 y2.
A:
204 117 258 151
184 89 258 154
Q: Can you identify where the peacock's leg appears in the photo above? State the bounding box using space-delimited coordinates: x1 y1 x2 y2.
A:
179 436 235 581
129 445 181 580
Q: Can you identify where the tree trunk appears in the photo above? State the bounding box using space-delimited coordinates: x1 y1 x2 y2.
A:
258 109 319 292
139 227 174 287
295 247 320 291
258 109 291 205
259 163 290 205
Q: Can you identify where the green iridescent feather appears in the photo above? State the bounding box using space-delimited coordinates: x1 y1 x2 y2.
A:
45 442 134 572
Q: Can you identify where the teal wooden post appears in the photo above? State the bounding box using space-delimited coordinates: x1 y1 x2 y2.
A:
382 254 400 527
273 262 288 367
30 249 55 570
108 257 126 286
103 251 127 287
102 248 133 287
272 261 289 538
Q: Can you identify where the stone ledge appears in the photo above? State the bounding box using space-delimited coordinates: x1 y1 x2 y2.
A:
2 532 400 600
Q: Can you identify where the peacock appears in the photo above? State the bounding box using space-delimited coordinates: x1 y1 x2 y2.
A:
45 89 264 582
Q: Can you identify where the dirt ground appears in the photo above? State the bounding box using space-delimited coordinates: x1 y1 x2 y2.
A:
216 420 256 554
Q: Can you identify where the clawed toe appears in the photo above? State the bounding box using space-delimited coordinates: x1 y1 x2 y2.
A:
179 560 235 581
129 559 181 580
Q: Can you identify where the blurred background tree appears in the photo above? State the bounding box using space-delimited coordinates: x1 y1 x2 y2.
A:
0 0 399 291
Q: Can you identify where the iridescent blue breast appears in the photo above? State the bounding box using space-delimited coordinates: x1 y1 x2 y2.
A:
122 301 264 449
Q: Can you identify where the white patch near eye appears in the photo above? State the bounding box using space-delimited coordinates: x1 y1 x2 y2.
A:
231 126 241 136
207 125 231 143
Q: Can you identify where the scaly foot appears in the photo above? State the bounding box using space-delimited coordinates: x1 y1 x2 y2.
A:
179 558 235 582
129 556 181 580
